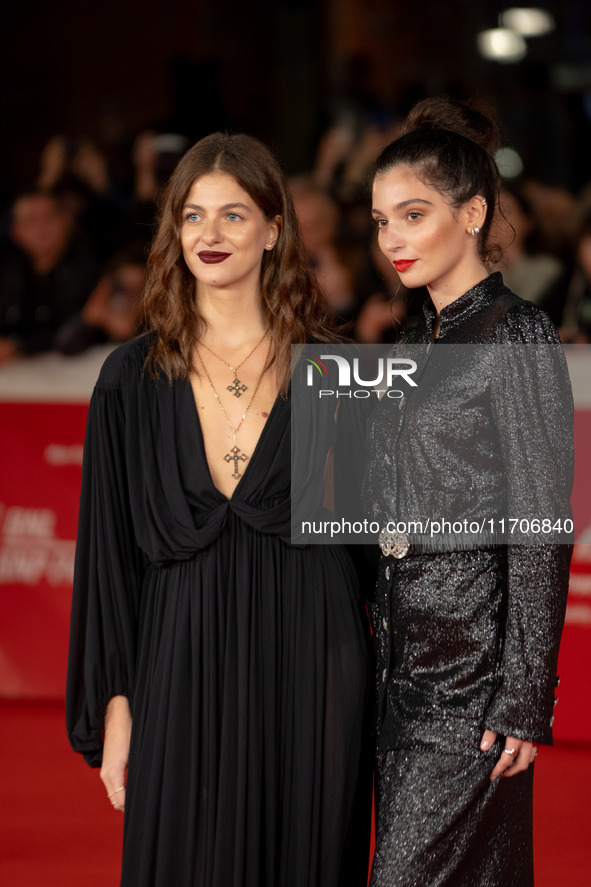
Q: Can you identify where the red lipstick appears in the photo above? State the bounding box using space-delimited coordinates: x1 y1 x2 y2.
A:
393 259 417 273
198 251 231 264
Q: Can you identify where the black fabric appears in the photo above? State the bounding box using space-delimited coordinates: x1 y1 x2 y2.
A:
364 273 572 885
363 273 573 748
66 334 372 887
370 745 534 887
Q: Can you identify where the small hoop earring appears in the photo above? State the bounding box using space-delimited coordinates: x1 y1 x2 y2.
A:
481 198 487 206
470 226 480 237
265 243 275 250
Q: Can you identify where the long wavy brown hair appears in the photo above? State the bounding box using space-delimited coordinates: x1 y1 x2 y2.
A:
143 132 337 391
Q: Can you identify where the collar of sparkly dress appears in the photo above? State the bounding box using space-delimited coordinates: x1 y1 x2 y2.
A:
422 271 503 337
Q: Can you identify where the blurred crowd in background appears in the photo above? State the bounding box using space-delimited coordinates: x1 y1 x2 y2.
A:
1 104 591 363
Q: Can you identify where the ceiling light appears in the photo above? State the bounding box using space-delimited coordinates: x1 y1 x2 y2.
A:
495 147 524 179
477 28 527 63
499 8 555 37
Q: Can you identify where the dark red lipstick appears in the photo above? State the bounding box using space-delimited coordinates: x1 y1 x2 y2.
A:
393 259 417 273
198 251 231 264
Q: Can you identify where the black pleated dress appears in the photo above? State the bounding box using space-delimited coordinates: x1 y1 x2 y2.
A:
66 335 372 887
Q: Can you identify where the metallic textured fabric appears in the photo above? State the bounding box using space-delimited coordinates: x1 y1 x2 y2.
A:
370 746 534 887
364 274 573 747
363 274 573 885
364 277 574 555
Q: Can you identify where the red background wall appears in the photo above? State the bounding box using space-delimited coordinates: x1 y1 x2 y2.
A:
1 355 590 742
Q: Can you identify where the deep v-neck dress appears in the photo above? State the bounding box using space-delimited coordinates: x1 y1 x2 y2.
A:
66 334 372 887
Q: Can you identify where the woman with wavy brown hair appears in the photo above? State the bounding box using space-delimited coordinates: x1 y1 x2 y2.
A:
66 133 371 887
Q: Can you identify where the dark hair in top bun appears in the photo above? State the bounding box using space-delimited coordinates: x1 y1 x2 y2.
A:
372 96 502 264
402 97 501 154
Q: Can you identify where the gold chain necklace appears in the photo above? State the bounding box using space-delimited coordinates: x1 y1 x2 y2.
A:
198 324 270 398
195 339 272 481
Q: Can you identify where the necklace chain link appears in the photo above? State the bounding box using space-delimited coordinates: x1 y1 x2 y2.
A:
195 336 272 481
198 324 270 398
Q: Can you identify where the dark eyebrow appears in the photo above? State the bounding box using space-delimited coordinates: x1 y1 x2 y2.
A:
395 198 433 210
183 202 252 212
371 198 433 216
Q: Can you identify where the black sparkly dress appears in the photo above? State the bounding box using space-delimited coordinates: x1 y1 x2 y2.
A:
66 334 372 887
363 274 573 887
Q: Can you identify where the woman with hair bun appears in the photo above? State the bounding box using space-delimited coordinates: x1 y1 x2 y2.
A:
66 132 371 887
364 98 573 885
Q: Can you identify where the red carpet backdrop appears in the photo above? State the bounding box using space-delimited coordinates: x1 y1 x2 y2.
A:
0 347 590 742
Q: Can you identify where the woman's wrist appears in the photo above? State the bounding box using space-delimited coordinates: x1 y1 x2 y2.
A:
104 695 132 734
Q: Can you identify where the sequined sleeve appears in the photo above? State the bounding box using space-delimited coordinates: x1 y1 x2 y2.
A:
483 304 573 744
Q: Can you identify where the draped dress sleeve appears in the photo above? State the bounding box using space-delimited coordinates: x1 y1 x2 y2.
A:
483 303 574 744
66 344 146 766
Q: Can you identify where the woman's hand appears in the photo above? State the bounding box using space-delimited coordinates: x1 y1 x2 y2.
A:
480 729 538 781
100 695 132 812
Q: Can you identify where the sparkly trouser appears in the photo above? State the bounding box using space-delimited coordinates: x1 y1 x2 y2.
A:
370 745 534 887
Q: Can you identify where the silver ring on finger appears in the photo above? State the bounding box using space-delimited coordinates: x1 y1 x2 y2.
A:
503 747 516 756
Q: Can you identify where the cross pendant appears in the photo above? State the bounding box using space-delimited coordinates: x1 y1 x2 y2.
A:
227 378 248 398
224 445 249 480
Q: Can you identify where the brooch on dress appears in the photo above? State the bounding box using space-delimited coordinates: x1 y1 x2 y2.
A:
378 529 410 559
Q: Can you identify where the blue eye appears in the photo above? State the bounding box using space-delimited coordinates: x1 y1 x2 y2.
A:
185 212 200 222
226 212 242 222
